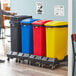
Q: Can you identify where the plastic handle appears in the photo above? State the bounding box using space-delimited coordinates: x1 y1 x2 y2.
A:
45 25 68 28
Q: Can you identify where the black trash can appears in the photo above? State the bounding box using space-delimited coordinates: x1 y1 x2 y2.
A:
10 15 32 52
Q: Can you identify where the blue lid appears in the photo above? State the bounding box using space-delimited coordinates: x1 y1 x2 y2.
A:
21 18 40 24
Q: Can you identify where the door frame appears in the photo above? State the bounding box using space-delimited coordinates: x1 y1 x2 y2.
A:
68 0 73 76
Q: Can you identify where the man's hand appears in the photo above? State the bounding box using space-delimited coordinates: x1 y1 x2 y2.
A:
11 13 17 16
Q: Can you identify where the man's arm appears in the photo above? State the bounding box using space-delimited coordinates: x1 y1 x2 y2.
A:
0 9 11 15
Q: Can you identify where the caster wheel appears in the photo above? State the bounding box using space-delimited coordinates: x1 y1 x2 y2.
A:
51 65 56 70
19 60 21 63
7 58 10 61
16 59 18 63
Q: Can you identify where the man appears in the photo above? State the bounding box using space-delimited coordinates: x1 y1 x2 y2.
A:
0 0 17 63
0 0 17 33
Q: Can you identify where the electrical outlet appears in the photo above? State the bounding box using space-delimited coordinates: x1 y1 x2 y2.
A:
54 5 64 16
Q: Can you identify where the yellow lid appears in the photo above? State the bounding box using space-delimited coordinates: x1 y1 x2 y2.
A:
44 21 68 26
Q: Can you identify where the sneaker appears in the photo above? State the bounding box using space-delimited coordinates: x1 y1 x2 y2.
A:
0 60 5 63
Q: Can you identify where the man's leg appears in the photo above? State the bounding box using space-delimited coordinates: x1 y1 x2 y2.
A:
0 24 5 63
0 24 1 38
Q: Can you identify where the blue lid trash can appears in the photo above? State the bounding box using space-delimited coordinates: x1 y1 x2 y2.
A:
21 18 39 54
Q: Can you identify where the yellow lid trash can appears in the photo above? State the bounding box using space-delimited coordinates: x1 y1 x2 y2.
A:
44 21 68 60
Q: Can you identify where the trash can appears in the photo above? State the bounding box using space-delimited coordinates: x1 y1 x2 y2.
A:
44 21 68 60
10 15 32 52
21 18 39 54
32 20 52 56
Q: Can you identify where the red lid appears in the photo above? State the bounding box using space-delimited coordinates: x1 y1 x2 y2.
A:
32 20 53 25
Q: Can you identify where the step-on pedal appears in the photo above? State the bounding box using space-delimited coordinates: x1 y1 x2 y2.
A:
7 51 13 57
11 52 19 58
28 55 36 65
42 57 48 63
22 54 30 60
17 53 24 59
35 56 43 62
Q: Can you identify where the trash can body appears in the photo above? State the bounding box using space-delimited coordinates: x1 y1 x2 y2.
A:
10 15 32 52
32 20 52 56
45 21 68 60
21 18 39 54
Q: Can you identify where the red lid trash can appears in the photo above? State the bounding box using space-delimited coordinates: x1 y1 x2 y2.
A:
32 20 52 56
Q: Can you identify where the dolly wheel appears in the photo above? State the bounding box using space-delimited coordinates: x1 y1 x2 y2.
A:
16 59 18 63
7 58 10 61
51 66 56 70
19 60 21 63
